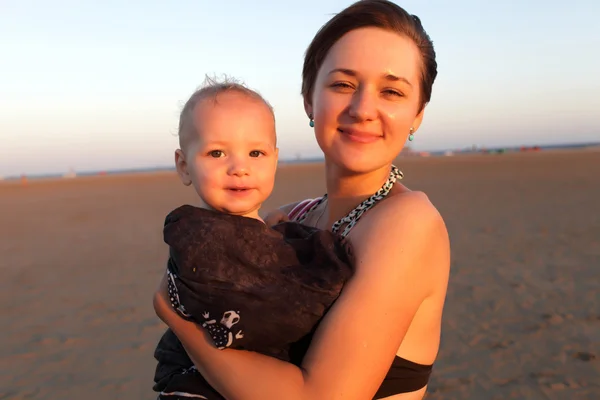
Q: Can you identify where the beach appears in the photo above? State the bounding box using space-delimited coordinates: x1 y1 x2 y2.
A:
1 149 598 399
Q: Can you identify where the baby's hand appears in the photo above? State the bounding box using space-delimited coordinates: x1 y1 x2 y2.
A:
264 209 290 226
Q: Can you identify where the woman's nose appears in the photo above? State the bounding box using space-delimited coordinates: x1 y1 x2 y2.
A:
348 87 378 121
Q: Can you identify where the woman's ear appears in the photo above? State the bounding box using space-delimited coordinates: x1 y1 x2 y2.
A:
303 98 313 119
411 106 426 134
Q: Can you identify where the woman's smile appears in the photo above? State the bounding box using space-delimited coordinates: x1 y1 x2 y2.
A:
338 127 383 143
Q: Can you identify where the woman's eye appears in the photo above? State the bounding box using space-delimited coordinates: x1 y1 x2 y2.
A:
383 89 403 97
332 82 354 90
209 150 224 158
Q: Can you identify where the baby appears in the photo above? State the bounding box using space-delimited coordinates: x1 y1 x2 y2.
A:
152 77 354 399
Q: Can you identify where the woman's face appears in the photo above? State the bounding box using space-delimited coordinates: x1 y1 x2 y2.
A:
307 27 425 174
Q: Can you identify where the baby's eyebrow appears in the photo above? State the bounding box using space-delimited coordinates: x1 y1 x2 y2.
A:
202 140 228 146
245 143 276 151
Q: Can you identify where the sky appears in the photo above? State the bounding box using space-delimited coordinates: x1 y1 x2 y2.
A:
1 0 599 177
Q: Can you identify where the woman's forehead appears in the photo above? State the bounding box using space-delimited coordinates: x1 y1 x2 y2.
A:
320 27 421 84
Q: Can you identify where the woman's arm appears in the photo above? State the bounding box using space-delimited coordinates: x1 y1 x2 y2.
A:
155 192 450 400
154 277 307 399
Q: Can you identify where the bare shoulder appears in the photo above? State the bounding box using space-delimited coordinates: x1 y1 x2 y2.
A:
349 190 450 293
384 189 441 219
353 190 447 244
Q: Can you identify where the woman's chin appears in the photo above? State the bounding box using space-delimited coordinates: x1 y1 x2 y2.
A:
328 147 396 175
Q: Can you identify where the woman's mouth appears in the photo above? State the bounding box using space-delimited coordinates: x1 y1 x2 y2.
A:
338 128 382 143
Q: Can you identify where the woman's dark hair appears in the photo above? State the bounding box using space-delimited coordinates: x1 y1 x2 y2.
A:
302 0 437 111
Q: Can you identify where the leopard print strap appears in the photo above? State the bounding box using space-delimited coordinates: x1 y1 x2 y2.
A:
296 165 403 238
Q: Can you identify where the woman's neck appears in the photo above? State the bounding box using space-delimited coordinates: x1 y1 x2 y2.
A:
324 160 392 227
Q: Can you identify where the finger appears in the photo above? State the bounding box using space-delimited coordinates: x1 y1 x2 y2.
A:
279 213 290 222
265 211 288 225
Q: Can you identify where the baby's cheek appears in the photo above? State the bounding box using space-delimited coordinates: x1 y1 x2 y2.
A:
198 169 220 187
262 177 276 197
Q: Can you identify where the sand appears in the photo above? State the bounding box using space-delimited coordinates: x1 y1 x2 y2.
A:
1 149 598 399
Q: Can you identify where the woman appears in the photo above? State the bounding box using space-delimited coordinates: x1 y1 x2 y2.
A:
153 1 450 399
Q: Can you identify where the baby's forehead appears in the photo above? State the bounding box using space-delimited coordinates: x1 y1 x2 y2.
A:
198 91 269 112
194 101 276 143
198 134 276 149
182 134 275 153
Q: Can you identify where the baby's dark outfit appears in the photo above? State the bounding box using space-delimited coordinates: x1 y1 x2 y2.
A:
153 205 354 399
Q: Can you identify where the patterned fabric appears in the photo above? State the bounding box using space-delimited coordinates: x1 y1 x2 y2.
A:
287 198 321 221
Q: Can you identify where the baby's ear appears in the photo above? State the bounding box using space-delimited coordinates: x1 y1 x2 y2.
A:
273 147 280 169
174 149 192 186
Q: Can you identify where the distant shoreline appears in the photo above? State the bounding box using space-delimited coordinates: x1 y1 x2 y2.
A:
2 141 599 183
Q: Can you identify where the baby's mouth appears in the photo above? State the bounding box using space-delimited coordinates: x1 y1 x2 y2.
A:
227 187 253 192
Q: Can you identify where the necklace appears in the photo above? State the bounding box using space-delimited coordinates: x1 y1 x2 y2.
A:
297 165 403 238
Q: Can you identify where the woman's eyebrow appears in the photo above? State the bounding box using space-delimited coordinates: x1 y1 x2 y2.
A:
328 68 412 86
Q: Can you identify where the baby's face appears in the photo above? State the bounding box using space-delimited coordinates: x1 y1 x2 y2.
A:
178 92 278 220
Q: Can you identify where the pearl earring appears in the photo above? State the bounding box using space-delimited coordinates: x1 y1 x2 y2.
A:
408 127 415 141
309 113 314 128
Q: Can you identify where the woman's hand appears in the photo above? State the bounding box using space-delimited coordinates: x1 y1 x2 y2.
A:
153 272 176 325
152 270 307 400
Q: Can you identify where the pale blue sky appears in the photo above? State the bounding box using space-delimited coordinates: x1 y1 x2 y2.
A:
1 0 599 176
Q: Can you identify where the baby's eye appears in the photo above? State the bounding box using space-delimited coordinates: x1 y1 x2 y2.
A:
209 150 224 158
249 150 264 157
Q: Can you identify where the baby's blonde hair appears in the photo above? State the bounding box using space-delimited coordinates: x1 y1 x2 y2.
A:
178 74 275 148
